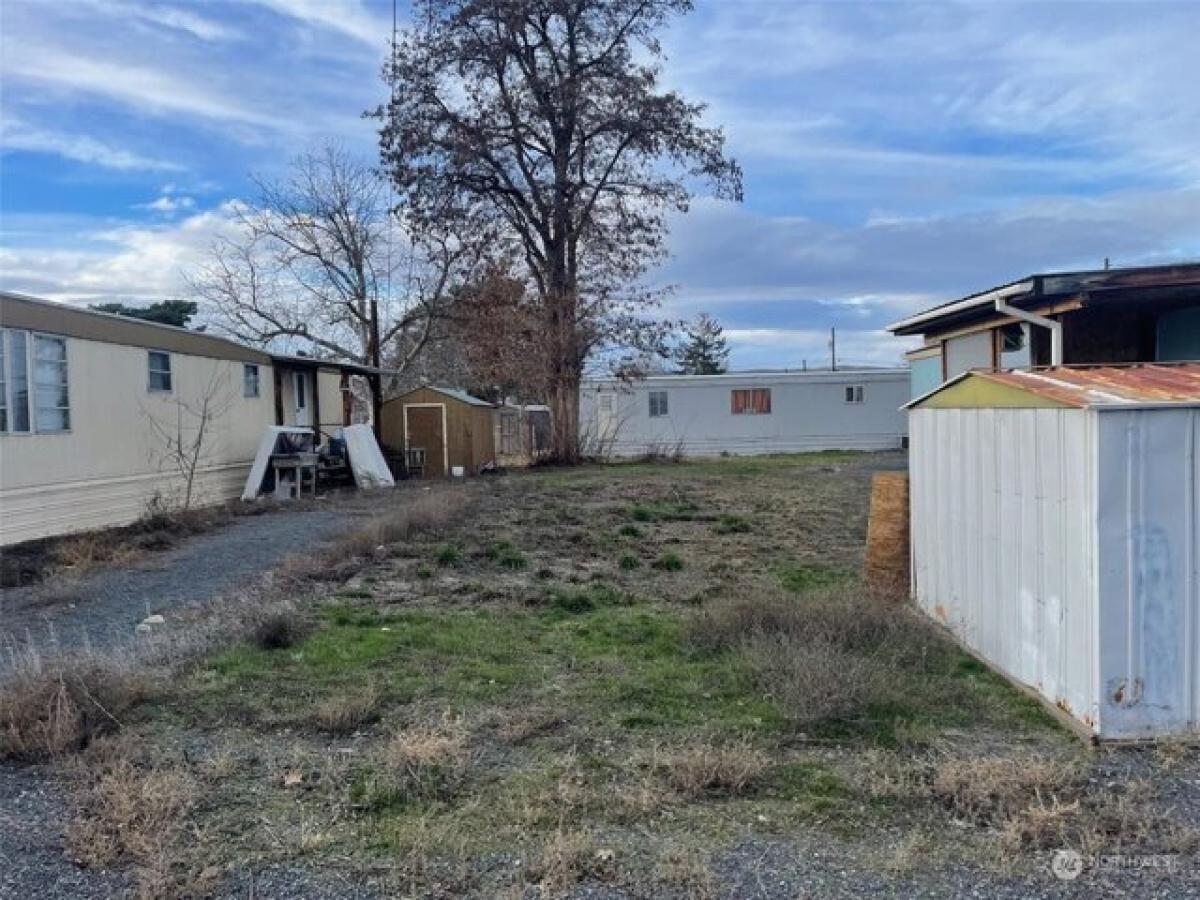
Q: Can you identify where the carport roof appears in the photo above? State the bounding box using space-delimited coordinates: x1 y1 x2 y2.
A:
907 363 1200 410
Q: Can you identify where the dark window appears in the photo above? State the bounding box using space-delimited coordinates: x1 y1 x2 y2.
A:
844 384 864 403
243 364 260 398
148 351 172 392
648 390 668 417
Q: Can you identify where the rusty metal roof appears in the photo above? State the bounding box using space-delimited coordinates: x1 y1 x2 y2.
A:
976 363 1200 407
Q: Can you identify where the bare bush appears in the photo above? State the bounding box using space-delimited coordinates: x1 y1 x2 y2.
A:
664 738 767 797
252 609 309 650
742 634 886 725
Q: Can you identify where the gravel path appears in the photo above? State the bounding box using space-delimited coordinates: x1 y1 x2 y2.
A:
0 505 362 665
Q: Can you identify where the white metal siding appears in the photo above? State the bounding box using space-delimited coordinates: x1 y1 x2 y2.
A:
580 372 908 457
1094 408 1200 738
910 407 1098 731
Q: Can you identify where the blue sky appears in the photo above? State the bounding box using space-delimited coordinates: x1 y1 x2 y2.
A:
2 1 1199 369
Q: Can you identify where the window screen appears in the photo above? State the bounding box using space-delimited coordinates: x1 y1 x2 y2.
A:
648 390 668 417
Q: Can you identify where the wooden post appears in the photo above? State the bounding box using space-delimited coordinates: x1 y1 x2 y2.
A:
864 472 910 595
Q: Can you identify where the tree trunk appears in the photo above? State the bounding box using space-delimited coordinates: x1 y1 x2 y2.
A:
548 374 581 464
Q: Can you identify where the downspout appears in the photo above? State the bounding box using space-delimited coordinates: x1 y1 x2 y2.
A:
995 294 1063 367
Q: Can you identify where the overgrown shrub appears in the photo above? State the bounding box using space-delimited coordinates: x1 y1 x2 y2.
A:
618 553 641 571
313 689 380 735
252 610 308 650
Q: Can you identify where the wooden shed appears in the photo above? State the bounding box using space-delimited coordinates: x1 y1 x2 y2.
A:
380 385 496 477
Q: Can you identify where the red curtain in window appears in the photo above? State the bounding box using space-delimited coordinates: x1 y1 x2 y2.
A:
731 389 771 414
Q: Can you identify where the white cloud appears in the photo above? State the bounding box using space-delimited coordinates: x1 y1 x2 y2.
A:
3 44 285 132
0 118 183 172
137 194 197 215
0 205 242 305
78 0 241 42
247 0 390 48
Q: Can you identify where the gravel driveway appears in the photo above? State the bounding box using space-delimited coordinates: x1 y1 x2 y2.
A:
0 498 377 900
0 504 364 666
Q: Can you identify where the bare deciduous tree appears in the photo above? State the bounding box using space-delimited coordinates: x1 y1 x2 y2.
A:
378 0 741 462
191 143 481 431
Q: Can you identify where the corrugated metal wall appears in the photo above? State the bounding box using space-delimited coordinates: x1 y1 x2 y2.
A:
1094 408 1200 738
910 407 1100 732
912 405 1200 738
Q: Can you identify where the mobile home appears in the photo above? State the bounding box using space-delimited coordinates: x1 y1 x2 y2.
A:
579 370 909 457
0 292 367 545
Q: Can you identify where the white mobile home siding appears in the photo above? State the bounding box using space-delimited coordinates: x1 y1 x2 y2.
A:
580 371 908 457
910 404 1200 738
0 336 274 545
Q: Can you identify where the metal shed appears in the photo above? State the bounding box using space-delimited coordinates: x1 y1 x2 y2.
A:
908 363 1200 739
380 386 496 477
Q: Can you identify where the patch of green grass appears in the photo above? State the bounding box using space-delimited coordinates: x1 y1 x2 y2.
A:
766 760 854 812
714 514 752 534
618 553 641 571
198 602 782 734
628 500 699 523
652 552 684 572
496 548 527 570
483 539 514 560
618 524 643 538
435 545 461 566
776 563 851 592
336 589 372 600
416 563 434 579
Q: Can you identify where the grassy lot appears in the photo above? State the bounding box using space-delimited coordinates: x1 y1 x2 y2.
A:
5 452 1197 897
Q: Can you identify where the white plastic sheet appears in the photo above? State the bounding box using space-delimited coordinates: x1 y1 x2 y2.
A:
241 426 315 501
342 424 395 489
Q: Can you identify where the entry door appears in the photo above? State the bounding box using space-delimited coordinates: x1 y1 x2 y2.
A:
293 371 311 427
406 406 446 477
597 393 616 441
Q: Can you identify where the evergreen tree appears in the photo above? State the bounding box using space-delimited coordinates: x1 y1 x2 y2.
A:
675 313 730 374
91 299 198 328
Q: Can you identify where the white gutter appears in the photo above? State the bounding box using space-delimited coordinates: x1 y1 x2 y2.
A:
995 295 1063 366
888 278 1035 334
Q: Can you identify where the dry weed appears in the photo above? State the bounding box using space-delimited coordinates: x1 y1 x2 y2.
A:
312 687 380 735
65 736 194 896
654 846 715 899
664 738 767 797
355 714 470 808
0 656 153 759
527 827 597 894
932 755 1079 826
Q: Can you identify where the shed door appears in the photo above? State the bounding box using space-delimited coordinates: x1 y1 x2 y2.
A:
406 405 445 477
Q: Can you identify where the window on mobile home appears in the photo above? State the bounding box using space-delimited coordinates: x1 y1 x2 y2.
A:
844 385 864 403
148 351 172 392
648 390 668 417
1 329 70 433
731 388 771 415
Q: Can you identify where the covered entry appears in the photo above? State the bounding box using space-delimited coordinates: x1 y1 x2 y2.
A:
380 385 496 477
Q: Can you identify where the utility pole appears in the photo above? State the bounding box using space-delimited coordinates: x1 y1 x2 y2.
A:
829 327 837 372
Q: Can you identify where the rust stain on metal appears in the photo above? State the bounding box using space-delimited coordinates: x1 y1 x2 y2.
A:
981 363 1200 407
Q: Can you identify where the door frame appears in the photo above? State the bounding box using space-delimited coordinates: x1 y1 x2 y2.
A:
403 402 449 476
293 370 312 427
